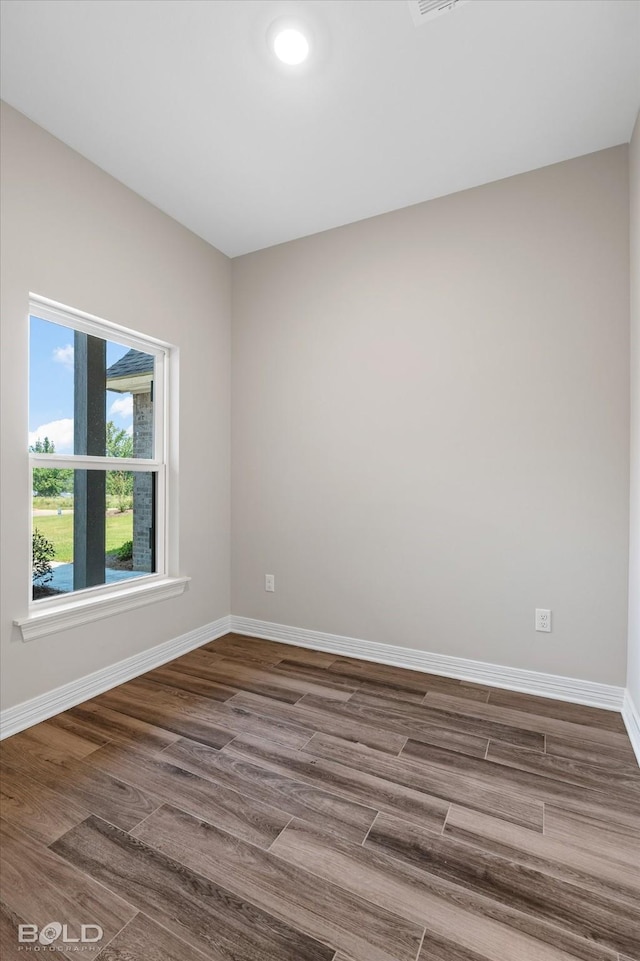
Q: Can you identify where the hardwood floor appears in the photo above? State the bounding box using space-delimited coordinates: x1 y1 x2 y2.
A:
1 633 638 960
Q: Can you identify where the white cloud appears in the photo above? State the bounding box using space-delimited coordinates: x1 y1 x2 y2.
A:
29 418 74 454
53 344 74 370
110 395 133 420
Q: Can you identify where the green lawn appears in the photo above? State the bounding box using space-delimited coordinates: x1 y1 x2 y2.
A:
31 496 74 511
32 512 133 563
32 495 131 512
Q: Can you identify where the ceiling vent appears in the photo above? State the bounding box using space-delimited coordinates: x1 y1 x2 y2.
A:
407 0 470 27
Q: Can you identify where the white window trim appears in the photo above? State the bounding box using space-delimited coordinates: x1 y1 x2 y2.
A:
16 294 185 642
15 575 191 642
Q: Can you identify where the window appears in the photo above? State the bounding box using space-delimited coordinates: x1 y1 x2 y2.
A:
18 295 187 641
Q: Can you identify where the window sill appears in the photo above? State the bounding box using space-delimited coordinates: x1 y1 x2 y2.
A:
15 576 190 642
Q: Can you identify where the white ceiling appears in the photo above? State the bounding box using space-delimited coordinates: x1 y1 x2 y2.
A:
1 0 639 257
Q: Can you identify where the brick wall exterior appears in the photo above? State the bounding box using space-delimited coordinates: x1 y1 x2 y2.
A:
133 390 153 572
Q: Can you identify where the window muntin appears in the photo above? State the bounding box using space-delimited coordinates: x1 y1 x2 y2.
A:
29 297 169 605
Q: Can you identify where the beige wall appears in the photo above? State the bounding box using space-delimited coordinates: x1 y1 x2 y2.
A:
232 146 630 685
629 111 640 708
0 103 231 710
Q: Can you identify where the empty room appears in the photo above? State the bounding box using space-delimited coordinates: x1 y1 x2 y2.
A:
0 1 639 959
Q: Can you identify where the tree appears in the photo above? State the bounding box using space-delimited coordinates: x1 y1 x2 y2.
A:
106 421 134 511
30 437 73 497
106 421 134 459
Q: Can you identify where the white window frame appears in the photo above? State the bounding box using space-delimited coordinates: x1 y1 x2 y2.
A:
15 294 188 641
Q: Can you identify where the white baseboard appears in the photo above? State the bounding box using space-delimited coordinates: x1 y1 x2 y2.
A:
1 612 631 746
0 615 231 740
622 690 640 766
229 615 625 712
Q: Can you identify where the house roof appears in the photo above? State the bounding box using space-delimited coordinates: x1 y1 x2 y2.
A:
106 349 153 380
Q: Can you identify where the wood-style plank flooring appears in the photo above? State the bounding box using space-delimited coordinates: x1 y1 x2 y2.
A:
1 633 638 960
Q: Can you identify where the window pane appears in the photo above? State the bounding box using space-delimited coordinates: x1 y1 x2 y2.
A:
29 316 155 458
29 317 75 455
32 469 156 601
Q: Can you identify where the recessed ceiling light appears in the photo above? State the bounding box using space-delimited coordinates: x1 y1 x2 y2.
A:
272 26 310 65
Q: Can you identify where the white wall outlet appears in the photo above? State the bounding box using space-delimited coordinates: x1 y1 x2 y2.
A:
265 574 275 592
535 608 551 632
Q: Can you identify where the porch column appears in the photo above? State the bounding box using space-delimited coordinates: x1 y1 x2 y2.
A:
73 331 106 590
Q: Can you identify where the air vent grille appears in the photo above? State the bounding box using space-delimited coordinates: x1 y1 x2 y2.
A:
407 0 470 27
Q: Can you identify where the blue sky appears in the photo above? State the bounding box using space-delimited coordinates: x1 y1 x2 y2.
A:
29 316 133 454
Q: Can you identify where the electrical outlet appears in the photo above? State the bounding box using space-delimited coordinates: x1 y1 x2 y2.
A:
265 574 275 592
535 608 551 632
